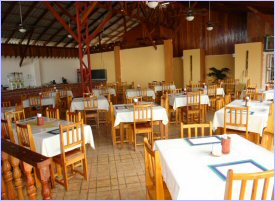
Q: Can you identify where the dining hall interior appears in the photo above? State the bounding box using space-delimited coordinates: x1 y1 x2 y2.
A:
1 1 274 200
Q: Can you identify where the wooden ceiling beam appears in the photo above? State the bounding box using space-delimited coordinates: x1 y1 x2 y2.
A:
247 6 274 27
54 2 76 24
5 2 38 44
81 2 97 25
85 12 113 44
2 3 16 24
19 8 50 45
102 20 137 45
19 30 34 66
63 9 110 47
32 2 74 45
44 2 78 42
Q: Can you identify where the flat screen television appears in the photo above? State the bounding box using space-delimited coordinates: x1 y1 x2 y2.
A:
91 69 107 80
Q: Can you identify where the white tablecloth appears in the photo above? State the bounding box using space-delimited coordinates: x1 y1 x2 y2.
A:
169 93 210 110
154 134 274 200
114 104 168 127
213 100 272 135
240 89 274 101
70 96 109 112
23 97 56 108
13 117 95 157
154 84 176 92
93 88 116 96
1 106 16 119
126 89 156 99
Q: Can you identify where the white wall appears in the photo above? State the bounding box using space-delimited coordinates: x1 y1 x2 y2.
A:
1 56 80 87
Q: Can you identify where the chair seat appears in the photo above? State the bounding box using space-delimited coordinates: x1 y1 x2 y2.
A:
133 122 152 133
53 149 84 165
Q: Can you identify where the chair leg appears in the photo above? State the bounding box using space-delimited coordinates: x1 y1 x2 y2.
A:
62 165 68 191
82 158 89 180
50 162 56 188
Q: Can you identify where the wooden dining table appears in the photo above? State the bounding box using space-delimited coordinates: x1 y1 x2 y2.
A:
213 100 272 136
154 134 274 200
13 117 95 157
113 102 169 145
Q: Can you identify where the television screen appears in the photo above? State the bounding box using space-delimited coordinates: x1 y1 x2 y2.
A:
91 69 107 80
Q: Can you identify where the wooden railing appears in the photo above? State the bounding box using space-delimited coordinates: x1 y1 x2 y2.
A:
1 139 52 200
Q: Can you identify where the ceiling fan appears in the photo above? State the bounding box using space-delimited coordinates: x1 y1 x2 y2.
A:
18 1 26 33
206 2 219 31
146 1 170 9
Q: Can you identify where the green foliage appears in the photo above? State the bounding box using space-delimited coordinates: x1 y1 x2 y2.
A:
207 67 230 81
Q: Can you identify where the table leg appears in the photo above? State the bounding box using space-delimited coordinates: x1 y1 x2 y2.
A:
120 123 124 146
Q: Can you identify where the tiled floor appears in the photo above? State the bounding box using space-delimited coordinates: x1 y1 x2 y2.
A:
47 111 215 200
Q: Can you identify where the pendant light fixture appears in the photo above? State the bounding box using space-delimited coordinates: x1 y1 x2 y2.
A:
146 1 159 9
18 1 27 33
206 2 214 31
186 1 194 21
67 19 72 38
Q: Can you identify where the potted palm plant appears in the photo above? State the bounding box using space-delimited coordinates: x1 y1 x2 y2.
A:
207 67 230 82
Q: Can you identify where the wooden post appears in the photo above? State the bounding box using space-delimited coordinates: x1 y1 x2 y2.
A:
22 162 37 200
2 152 16 200
164 39 174 82
114 46 122 82
10 156 24 199
36 165 52 200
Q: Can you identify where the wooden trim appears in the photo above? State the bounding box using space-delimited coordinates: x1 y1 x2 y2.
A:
200 49 205 81
164 39 174 82
114 46 122 82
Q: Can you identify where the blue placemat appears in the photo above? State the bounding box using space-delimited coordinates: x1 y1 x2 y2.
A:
185 136 222 146
208 159 268 181
48 128 60 135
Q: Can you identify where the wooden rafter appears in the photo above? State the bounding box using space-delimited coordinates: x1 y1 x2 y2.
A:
102 20 137 45
1 3 16 24
247 6 274 27
55 2 76 24
5 2 38 44
18 9 49 44
32 2 74 45
81 2 97 25
85 12 113 44
63 9 109 47
44 1 78 42
19 30 34 66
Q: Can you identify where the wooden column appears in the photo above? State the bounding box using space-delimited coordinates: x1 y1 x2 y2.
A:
164 39 174 82
200 49 205 82
114 46 122 82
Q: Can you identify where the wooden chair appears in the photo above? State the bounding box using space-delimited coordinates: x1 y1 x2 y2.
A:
208 84 218 110
139 88 154 102
66 110 82 123
28 95 42 116
126 96 143 104
224 169 274 200
182 91 201 123
144 137 172 200
246 87 257 99
83 92 94 97
225 79 237 100
132 104 153 151
15 103 24 111
41 91 51 98
5 110 25 122
224 94 232 105
45 107 60 120
180 122 213 138
109 102 132 145
16 123 43 186
261 102 274 151
83 96 99 130
224 106 249 139
1 119 15 143
52 121 88 191
2 101 11 107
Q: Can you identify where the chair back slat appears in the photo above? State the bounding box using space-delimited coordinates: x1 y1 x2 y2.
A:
5 110 25 122
66 110 82 123
16 123 36 151
180 122 213 138
2 101 11 107
1 119 15 143
133 104 152 123
46 107 60 119
29 95 42 107
224 169 274 200
127 96 142 104
83 96 98 110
